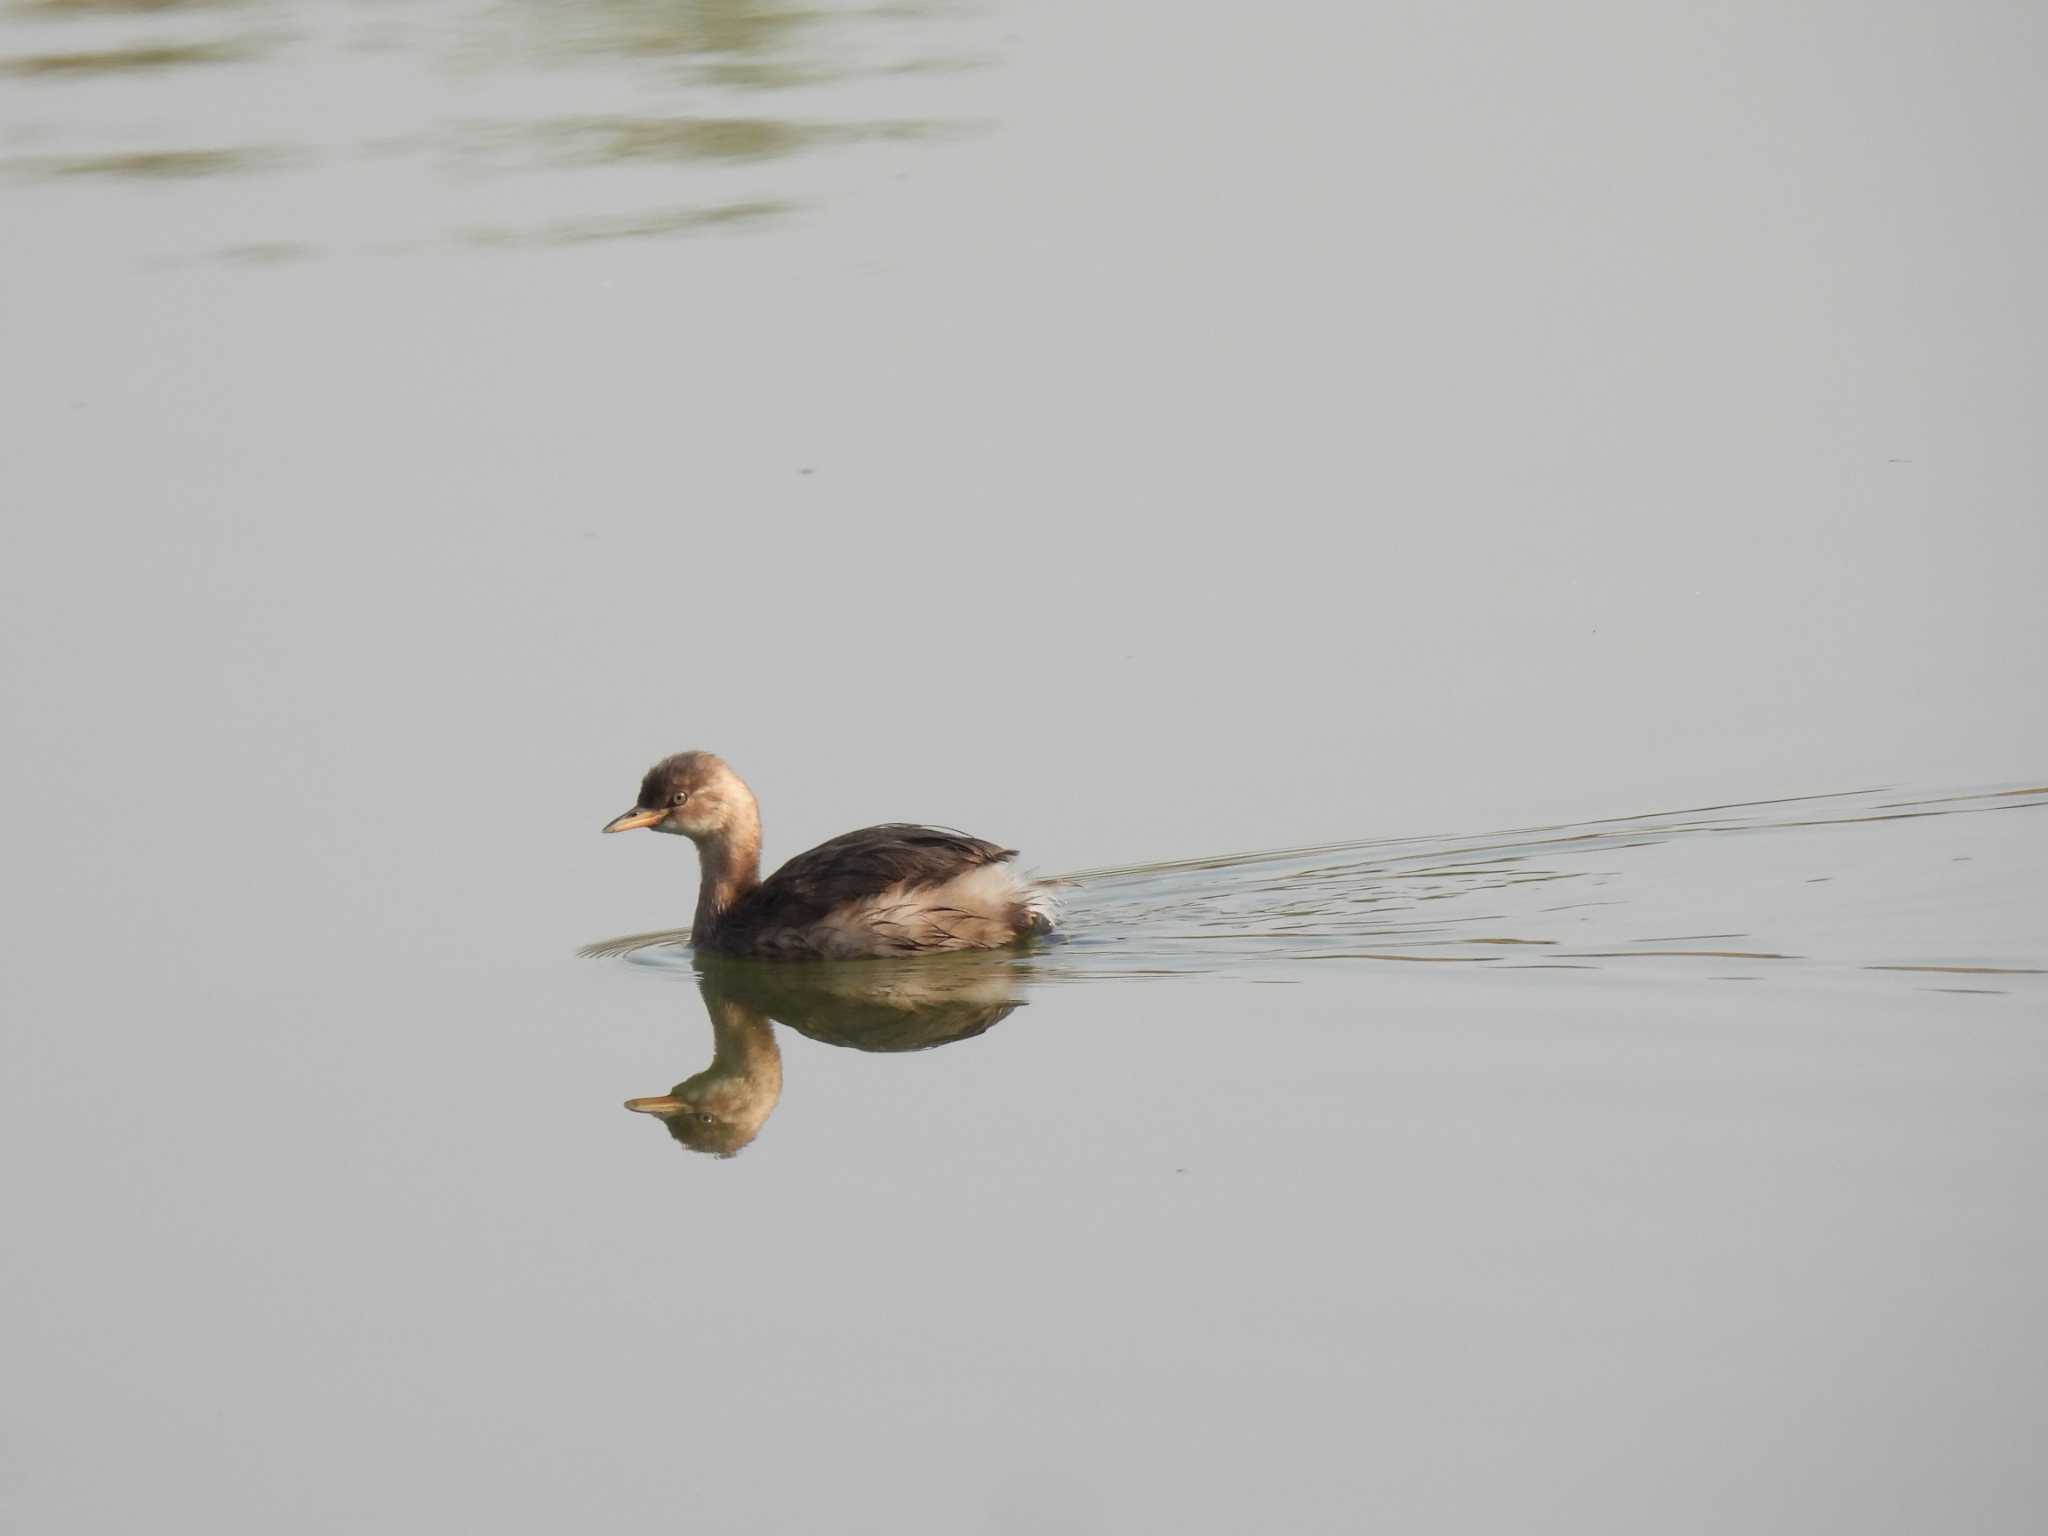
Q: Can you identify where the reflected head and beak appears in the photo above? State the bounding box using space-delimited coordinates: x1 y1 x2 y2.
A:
623 1093 685 1116
624 1076 771 1158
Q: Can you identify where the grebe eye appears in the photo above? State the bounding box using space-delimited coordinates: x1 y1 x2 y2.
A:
670 791 688 807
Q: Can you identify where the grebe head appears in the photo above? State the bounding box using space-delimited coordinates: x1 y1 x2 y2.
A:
624 1069 775 1158
624 978 783 1158
602 750 756 842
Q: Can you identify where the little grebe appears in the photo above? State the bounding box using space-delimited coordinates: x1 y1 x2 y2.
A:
602 751 1058 959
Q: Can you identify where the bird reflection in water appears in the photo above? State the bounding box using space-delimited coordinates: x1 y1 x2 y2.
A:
624 952 1033 1156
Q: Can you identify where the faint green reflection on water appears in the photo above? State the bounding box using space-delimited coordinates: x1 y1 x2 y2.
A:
463 197 792 248
526 0 815 66
700 46 989 91
1 38 256 74
510 0 976 89
0 0 985 253
8 0 241 13
215 239 315 264
530 112 969 165
6 144 291 178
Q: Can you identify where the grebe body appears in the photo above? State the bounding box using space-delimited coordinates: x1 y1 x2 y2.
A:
603 752 1057 959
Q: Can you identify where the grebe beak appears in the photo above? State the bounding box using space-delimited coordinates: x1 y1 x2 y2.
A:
603 807 666 834
624 1094 686 1117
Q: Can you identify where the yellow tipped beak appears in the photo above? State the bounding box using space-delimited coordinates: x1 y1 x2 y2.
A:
603 807 666 834
624 1094 686 1117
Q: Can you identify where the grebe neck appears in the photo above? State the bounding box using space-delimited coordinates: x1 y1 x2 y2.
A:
693 820 762 941
703 993 781 1088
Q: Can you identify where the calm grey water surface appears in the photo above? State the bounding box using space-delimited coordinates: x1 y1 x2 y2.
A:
4 2 2047 1532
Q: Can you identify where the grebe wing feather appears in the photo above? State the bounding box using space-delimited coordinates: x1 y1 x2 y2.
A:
739 824 1017 929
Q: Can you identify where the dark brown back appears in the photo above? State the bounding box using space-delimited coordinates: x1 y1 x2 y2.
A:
709 824 1015 952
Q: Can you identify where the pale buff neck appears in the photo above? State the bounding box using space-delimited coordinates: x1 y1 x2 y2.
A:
703 995 782 1091
691 994 783 1149
691 814 762 942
